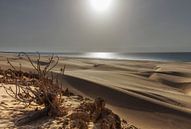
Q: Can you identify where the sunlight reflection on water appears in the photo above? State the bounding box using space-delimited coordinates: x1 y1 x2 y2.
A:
37 52 191 61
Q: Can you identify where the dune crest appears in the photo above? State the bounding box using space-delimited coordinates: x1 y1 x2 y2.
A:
0 53 191 129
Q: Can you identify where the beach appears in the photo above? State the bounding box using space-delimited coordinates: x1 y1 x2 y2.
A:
0 52 191 129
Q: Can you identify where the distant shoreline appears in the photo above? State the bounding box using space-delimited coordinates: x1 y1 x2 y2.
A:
0 51 191 62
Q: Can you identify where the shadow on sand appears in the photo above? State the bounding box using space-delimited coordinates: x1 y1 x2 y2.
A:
63 75 191 119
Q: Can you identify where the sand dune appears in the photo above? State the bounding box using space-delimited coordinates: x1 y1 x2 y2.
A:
59 74 191 129
62 59 191 129
0 53 191 129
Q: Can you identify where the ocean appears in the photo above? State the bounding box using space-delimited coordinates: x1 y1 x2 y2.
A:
54 52 191 62
4 52 191 62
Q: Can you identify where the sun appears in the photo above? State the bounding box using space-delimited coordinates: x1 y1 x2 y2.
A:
90 0 112 12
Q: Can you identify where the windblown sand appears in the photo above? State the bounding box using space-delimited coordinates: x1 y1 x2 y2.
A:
0 53 191 129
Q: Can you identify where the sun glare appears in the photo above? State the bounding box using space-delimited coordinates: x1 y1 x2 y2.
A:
87 52 115 59
90 0 112 12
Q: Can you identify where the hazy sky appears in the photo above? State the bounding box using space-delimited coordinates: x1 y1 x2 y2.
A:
0 0 191 52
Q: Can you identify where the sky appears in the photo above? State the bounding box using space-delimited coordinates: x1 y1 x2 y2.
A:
0 0 191 52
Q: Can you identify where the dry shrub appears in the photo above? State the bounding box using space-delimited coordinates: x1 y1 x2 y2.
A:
1 52 65 125
68 97 121 129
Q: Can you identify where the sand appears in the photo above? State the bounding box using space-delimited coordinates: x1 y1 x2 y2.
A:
0 52 191 129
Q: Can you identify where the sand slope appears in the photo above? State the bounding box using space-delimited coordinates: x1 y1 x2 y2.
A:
62 59 191 129
0 53 191 129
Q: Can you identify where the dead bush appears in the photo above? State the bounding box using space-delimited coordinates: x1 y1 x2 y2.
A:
1 52 65 125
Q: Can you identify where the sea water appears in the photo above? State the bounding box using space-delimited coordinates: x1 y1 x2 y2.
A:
6 52 191 62
55 52 191 62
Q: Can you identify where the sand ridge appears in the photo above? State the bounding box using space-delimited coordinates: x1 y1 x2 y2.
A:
0 53 191 129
